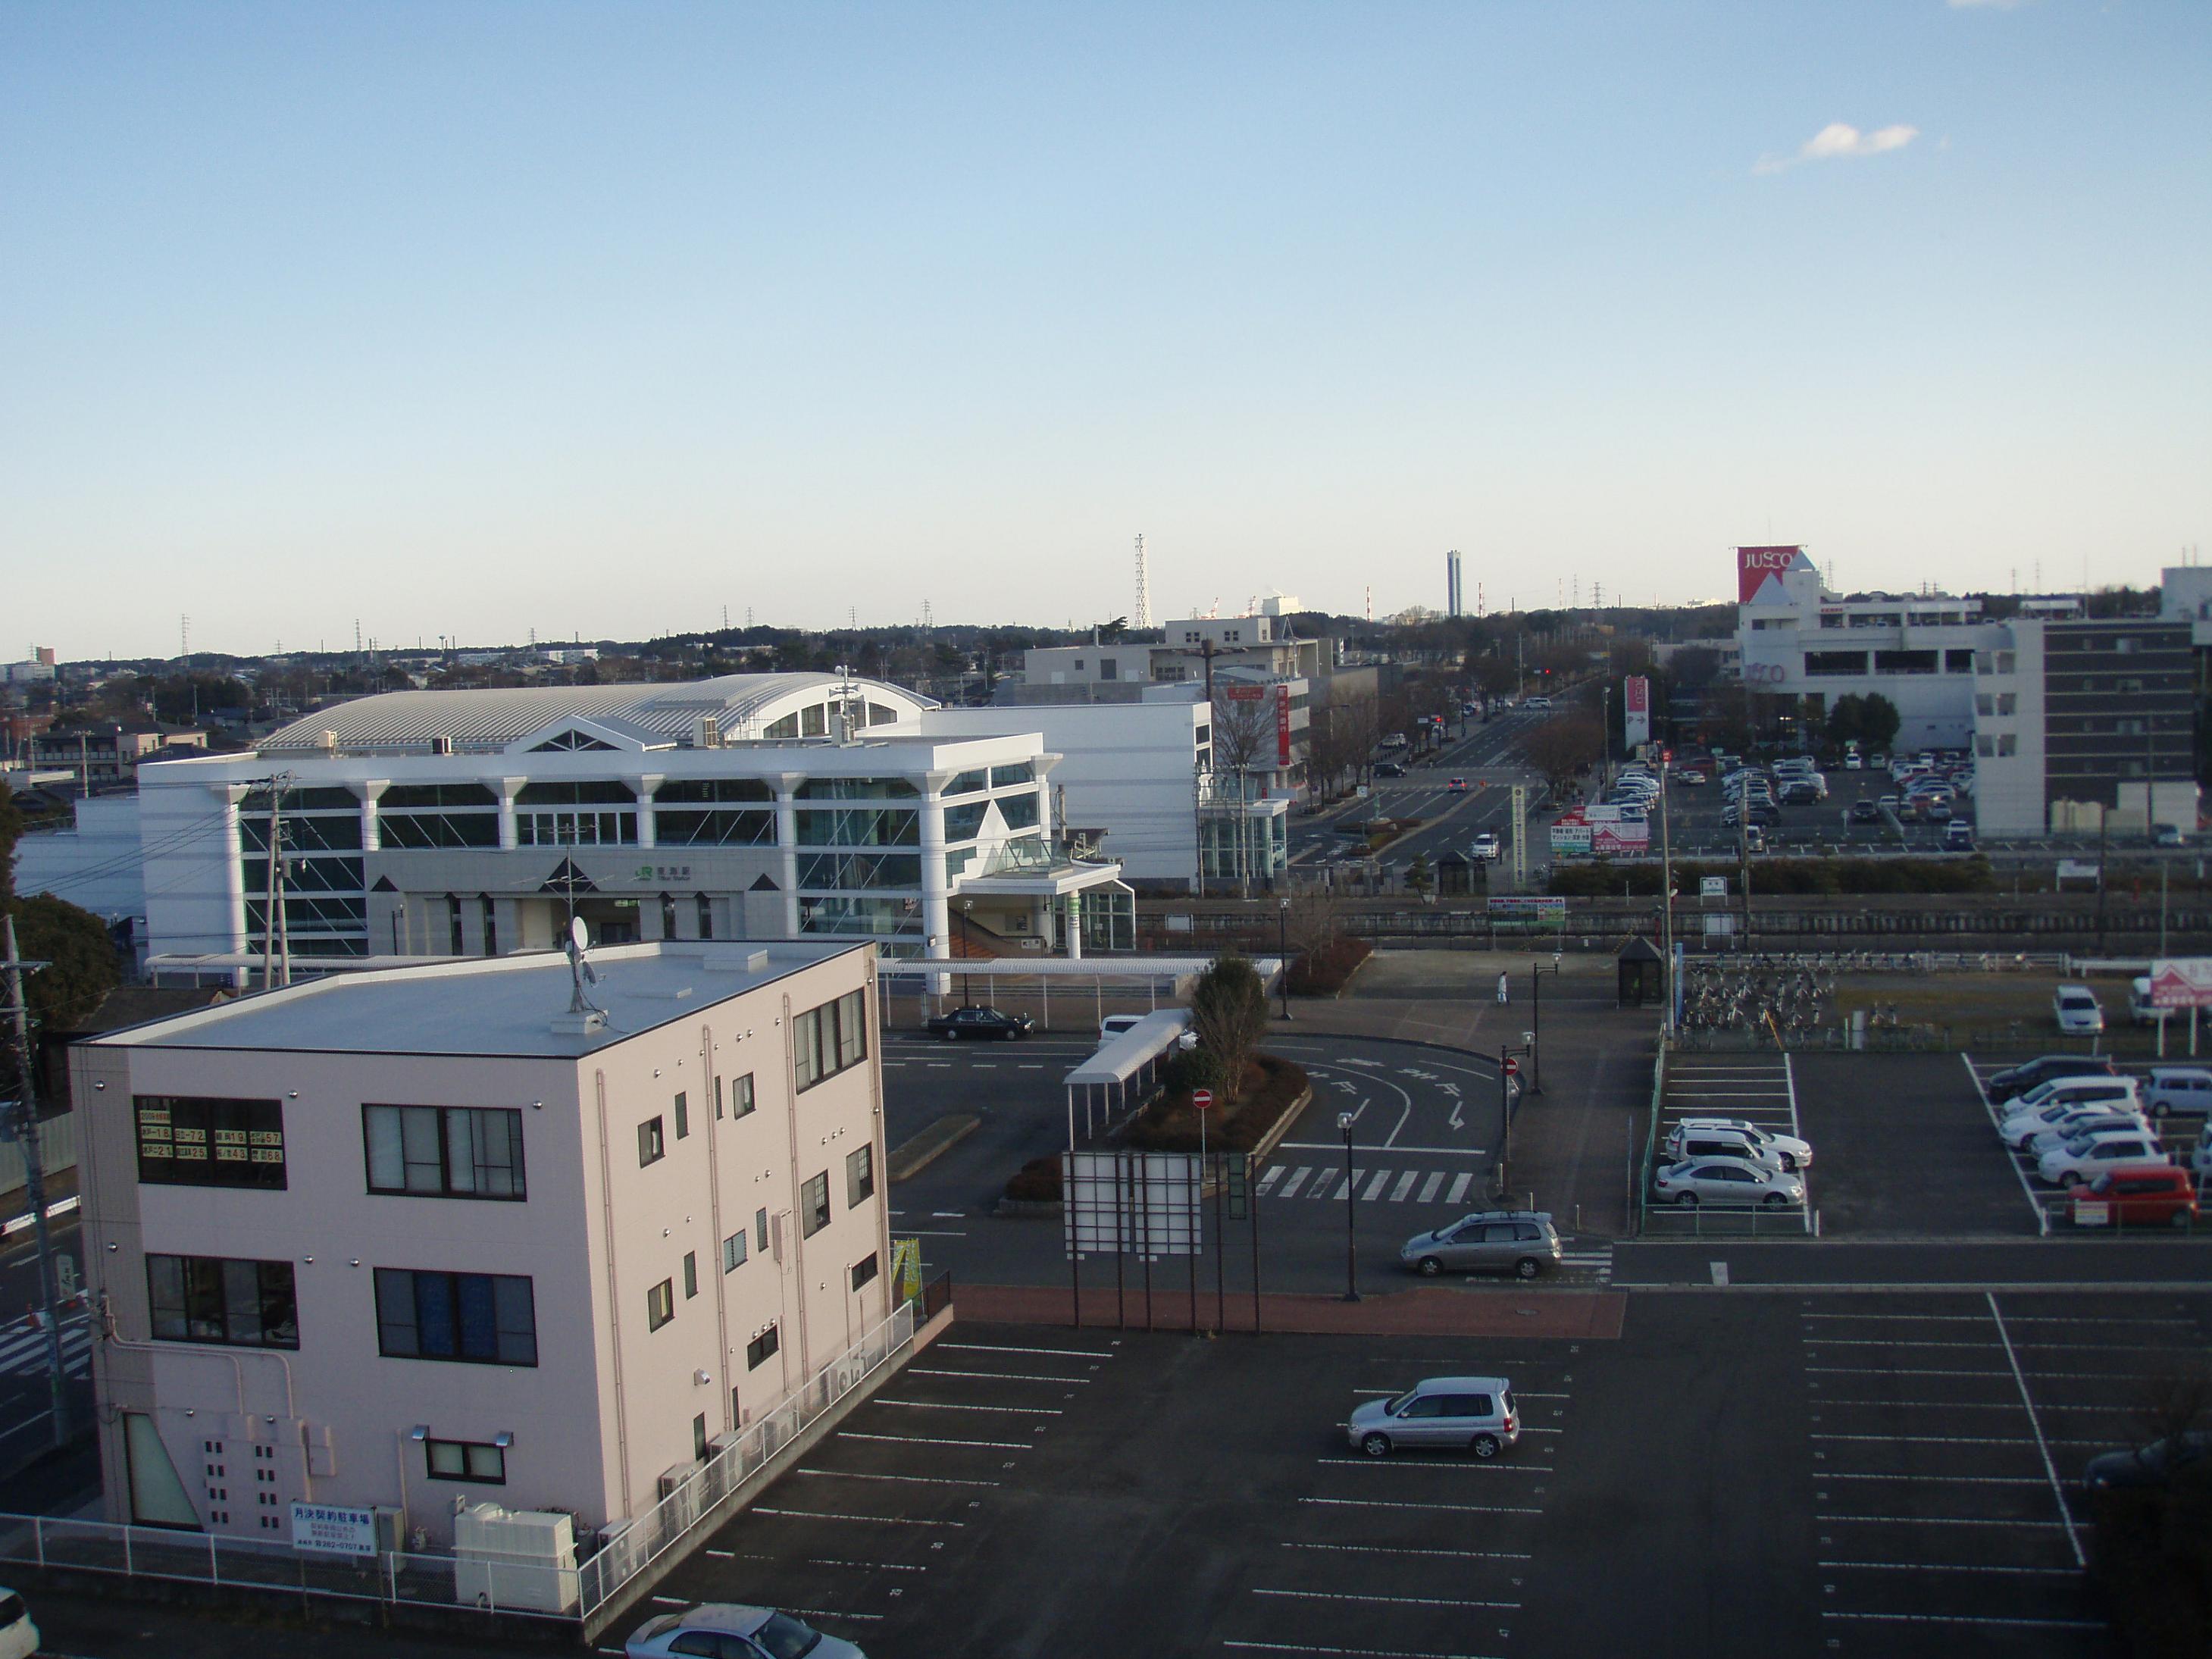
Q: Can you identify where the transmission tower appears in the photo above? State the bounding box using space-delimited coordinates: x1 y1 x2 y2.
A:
1133 534 1153 628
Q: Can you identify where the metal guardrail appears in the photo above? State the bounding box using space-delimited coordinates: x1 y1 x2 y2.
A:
1638 1202 1816 1238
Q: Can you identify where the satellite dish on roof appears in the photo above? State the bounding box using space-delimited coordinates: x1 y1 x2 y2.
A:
569 916 590 954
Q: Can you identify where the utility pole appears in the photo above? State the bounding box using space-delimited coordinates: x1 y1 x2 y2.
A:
3 916 69 1448
1660 754 1676 1032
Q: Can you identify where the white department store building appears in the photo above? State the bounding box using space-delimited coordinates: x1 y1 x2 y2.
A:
134 673 1133 980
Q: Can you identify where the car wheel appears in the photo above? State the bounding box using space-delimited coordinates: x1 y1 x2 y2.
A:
1361 1432 1392 1458
2060 1171 2082 1189
1514 1257 1541 1280
941 1028 959 1041
1763 1192 1789 1208
2173 1210 2194 1230
1415 1256 1443 1277
1469 1433 1500 1459
1673 1191 1698 1207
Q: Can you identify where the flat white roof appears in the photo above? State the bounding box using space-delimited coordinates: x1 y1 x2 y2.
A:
90 940 868 1060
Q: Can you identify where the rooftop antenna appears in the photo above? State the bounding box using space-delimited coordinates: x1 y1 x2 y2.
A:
562 916 606 1026
1133 534 1152 628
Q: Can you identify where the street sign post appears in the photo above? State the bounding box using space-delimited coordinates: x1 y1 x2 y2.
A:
1503 1057 1519 1077
1190 1088 1213 1111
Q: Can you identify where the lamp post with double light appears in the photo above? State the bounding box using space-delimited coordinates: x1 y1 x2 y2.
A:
1338 1110 1360 1301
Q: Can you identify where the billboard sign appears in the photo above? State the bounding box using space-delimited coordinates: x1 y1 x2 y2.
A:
2147 959 2212 1009
291 1503 378 1557
1623 676 1651 747
1275 684 1293 765
1738 545 1817 606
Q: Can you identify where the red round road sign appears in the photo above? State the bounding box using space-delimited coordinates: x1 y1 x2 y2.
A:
1503 1057 1520 1076
1191 1088 1215 1112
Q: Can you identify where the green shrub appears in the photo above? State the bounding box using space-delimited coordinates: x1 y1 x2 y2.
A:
1163 1047 1227 1096
1004 1157 1062 1203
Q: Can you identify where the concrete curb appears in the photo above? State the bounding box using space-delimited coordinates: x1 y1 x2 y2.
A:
888 1113 981 1182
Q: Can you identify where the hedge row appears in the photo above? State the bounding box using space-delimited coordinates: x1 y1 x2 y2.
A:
1288 937 1374 995
1548 856 1998 898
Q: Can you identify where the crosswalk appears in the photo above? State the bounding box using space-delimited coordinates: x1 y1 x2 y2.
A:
1257 1163 1483 1206
0 1313 92 1379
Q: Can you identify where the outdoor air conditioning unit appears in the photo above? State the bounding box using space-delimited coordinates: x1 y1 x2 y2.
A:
695 715 723 749
317 730 337 754
430 734 455 756
655 1464 703 1533
453 1502 579 1614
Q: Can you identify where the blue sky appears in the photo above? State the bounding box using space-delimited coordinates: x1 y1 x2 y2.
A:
4 2 2206 659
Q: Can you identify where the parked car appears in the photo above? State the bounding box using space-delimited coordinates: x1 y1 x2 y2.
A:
2155 824 2189 848
0 1589 37 1659
1397 1212 1561 1279
2053 984 2105 1035
1720 803 1780 829
2024 1111 2154 1157
1943 821 1975 851
1470 831 1501 861
2072 1164 2199 1228
2142 1067 2212 1119
1653 1157 1805 1208
1985 1054 2117 1103
925 1006 1034 1041
1347 1376 1520 1459
626 1604 867 1659
1844 753 1864 770
2084 1432 2212 1492
1878 794 1901 814
2193 1135 2212 1185
1665 1116 1813 1172
1778 780 1820 806
1375 761 1406 778
2038 1128 2166 1188
1663 1125 1786 1173
1921 798 1954 823
2000 1084 2146 1145
1848 800 1882 825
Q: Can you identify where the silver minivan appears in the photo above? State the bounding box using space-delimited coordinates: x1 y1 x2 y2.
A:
1347 1376 1519 1459
1397 1212 1562 1279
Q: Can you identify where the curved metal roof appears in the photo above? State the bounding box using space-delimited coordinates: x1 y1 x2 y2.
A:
260 673 936 756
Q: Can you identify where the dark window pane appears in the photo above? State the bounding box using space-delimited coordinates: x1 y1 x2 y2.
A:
455 1275 499 1360
414 1274 457 1357
376 1269 419 1357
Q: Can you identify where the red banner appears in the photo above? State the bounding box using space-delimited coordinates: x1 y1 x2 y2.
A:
1275 685 1292 765
1738 544 1805 604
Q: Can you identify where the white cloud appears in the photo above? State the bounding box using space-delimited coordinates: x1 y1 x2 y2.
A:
1754 121 1921 174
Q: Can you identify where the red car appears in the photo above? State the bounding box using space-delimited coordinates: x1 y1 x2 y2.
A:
2072 1164 2198 1229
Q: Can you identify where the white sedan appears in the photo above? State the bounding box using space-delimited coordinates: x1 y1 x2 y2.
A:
2038 1129 2165 1188
1653 1157 1805 1208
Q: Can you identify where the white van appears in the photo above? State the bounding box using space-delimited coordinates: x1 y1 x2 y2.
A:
2130 977 2176 1028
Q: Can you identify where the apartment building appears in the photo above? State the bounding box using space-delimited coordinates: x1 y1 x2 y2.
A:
71 941 890 1549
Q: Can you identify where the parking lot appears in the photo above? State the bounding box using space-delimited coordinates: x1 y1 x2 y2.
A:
1647 760 1966 858
1644 1051 1813 1235
1965 1054 2210 1235
1803 1287 2212 1654
615 1285 2212 1657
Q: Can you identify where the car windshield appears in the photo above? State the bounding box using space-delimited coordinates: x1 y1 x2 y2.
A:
1385 1388 1421 1416
751 1612 823 1659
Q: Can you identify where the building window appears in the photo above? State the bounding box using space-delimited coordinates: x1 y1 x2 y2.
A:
755 1207 769 1253
722 1230 747 1272
1801 651 1868 677
674 1092 690 1140
480 896 497 956
147 1256 299 1349
693 1413 709 1463
1998 693 2016 715
793 990 869 1092
846 1144 875 1208
1998 734 2018 757
135 1097 286 1190
1873 650 1939 675
801 1172 831 1238
447 894 465 955
746 1324 780 1369
1996 652 2016 675
374 1269 537 1366
696 894 714 939
646 1279 675 1332
1976 734 1995 758
639 1116 665 1166
424 1440 505 1484
850 1253 880 1292
683 1251 698 1299
363 1105 526 1200
660 892 677 939
726 1073 756 1119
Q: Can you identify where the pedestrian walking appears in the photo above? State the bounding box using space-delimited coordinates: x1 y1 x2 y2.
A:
1497 970 1510 1006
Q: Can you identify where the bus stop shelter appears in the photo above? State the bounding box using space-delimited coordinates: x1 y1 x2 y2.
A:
1063 1009 1196 1146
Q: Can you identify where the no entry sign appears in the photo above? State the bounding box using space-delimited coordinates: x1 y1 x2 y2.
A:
1503 1057 1520 1076
1191 1088 1214 1112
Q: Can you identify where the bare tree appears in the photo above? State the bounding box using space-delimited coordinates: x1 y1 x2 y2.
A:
1519 712 1604 797
1209 690 1275 897
1285 885 1342 962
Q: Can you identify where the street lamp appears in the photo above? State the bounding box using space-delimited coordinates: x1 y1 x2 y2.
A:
1278 897 1292 1021
959 900 974 1005
1338 1110 1360 1302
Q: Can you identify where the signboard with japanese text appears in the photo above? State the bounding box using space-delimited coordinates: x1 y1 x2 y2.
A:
291 1502 378 1557
1622 676 1650 747
2148 959 2212 1009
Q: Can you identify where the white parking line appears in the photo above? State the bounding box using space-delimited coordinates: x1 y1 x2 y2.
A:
795 1469 1000 1488
1988 1290 2085 1566
1819 1472 2056 1487
1253 1589 1520 1611
1816 1513 2069 1529
1817 1398 2142 1413
1808 1339 2002 1350
837 1432 1032 1450
1819 1560 2079 1576
909 1368 1090 1383
1222 1643 1504 1658
1806 1366 2009 1378
1964 1052 2053 1235
1301 1495 1541 1517
938 1342 1115 1358
1417 1172 1445 1204
751 1507 964 1527
878 1400 1063 1415
1281 1541 1532 1562
809 1556 930 1573
1821 1611 2103 1630
1813 1432 2054 1447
